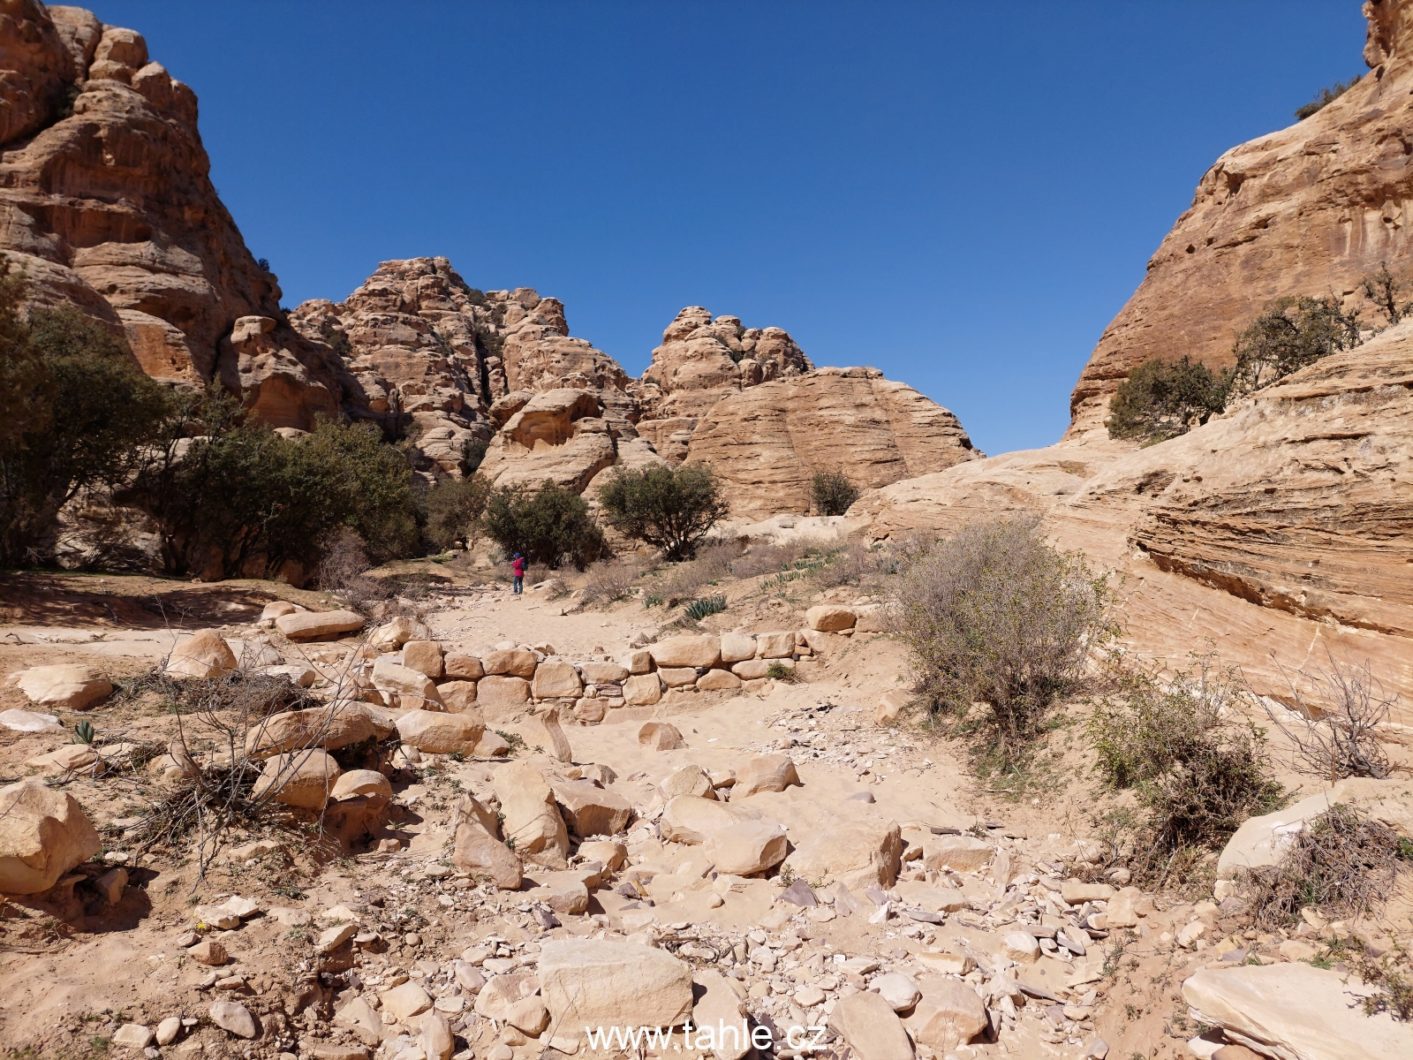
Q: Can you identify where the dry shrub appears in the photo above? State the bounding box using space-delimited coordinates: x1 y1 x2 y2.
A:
318 528 394 609
892 516 1110 747
581 557 647 607
653 541 739 604
1242 804 1406 930
1264 654 1394 781
731 537 830 581
1090 659 1284 887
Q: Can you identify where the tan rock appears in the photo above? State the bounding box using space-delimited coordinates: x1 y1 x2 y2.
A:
704 819 788 876
660 764 716 801
697 668 742 692
492 762 569 866
401 640 444 679
475 972 541 1023
756 631 796 659
623 649 654 674
732 754 802 797
334 996 381 1046
380 980 433 1021
830 990 915 1060
648 634 721 669
639 721 685 750
476 675 531 709
276 610 365 641
437 680 478 713
419 1011 454 1060
396 710 484 755
924 835 993 873
690 971 751 1060
729 659 772 680
0 780 101 895
552 779 632 838
658 666 699 688
623 673 664 705
245 705 376 759
719 633 757 664
208 1001 257 1039
12 664 113 711
907 981 989 1050
531 660 583 699
444 653 484 680
483 648 538 678
787 817 904 889
165 630 238 679
253 749 340 810
539 939 694 1034
453 819 522 890
372 657 443 709
330 769 392 803
582 661 629 683
368 616 429 652
805 604 856 632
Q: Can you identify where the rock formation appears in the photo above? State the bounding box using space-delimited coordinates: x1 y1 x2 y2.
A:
0 0 344 427
686 368 979 520
1068 0 1413 435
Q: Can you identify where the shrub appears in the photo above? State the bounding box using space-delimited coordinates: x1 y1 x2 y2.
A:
423 474 491 551
1294 76 1361 120
1106 355 1228 443
765 661 799 683
891 517 1109 747
683 595 726 622
1090 660 1284 884
0 294 173 566
1241 804 1405 929
811 470 860 516
598 463 729 561
459 437 489 477
1361 261 1413 326
480 479 608 570
652 541 738 604
581 558 646 607
1264 654 1394 781
1228 296 1360 396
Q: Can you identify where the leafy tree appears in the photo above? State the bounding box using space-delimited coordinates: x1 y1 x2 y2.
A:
1106 355 1228 443
811 470 860 516
424 474 491 550
0 291 172 566
598 464 729 561
1229 296 1360 395
481 480 608 570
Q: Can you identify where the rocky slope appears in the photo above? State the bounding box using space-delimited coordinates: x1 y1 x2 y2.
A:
1068 0 1413 435
0 0 345 427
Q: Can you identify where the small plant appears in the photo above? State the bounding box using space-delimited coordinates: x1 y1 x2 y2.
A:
459 437 489 477
1263 654 1394 781
1241 804 1404 929
598 464 730 561
581 558 646 607
811 470 860 516
73 720 96 745
1294 76 1361 120
683 595 727 622
1106 355 1228 443
892 516 1110 751
765 662 798 682
1358 944 1413 1021
494 729 526 753
1361 261 1413 326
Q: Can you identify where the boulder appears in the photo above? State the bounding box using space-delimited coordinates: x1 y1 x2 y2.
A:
368 616 429 651
661 764 716 801
924 835 993 873
756 631 796 659
805 604 857 632
476 675 531 709
719 632 757 665
453 819 523 890
0 708 62 733
0 780 101 895
732 754 802 797
661 795 740 845
11 665 113 711
787 817 904 888
691 971 751 1060
444 653 485 680
372 657 444 709
475 972 540 1023
623 673 664 705
275 609 365 641
539 939 694 1034
876 689 910 725
658 666 699 688
483 648 538 678
1182 963 1413 1060
623 649 654 674
330 769 392 803
402 640 444 679
907 981 989 1050
582 661 629 683
165 630 238 679
729 659 772 680
705 819 789 876
830 990 915 1060
873 973 922 1013
208 1001 257 1039
438 680 478 713
639 721 685 750
648 634 721 669
551 779 632 838
532 660 583 699
396 710 485 754
259 601 300 625
245 705 376 759
492 762 569 866
697 668 742 692
253 749 340 810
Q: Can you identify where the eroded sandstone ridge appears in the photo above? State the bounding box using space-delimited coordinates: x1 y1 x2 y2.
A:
1068 0 1413 435
0 0 344 427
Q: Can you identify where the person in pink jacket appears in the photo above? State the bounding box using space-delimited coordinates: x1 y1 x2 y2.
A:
511 552 525 594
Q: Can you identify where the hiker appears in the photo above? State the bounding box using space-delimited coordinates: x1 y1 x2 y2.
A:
511 552 526 594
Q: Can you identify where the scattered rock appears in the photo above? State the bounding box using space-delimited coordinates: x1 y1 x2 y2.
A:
830 989 915 1060
165 630 238 679
208 1001 257 1039
275 609 365 641
539 939 694 1034
0 780 101 895
10 664 113 711
639 721 685 750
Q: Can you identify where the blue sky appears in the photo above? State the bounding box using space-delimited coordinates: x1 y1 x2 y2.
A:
89 1 1366 454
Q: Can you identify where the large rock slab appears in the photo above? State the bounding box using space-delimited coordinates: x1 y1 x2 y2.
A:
539 939 693 1034
829 990 915 1060
492 763 569 867
0 779 101 895
395 710 485 755
165 630 238 679
252 749 340 810
649 634 721 669
1182 963 1413 1060
551 779 632 838
11 665 112 711
372 657 443 709
275 610 365 641
245 705 376 759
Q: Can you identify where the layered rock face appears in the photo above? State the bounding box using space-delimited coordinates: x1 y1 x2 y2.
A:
632 306 812 462
1068 0 1413 435
0 0 343 427
687 368 979 520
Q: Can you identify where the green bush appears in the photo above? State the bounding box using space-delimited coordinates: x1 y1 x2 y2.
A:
598 463 729 561
459 437 489 477
1106 355 1228 443
811 470 860 516
423 474 491 550
683 595 726 621
891 517 1109 749
0 283 173 566
1294 76 1360 120
1229 296 1360 395
1090 660 1283 884
481 479 608 570
139 414 419 581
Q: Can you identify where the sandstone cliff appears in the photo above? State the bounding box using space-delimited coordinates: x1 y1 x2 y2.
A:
1068 0 1413 435
0 0 344 427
